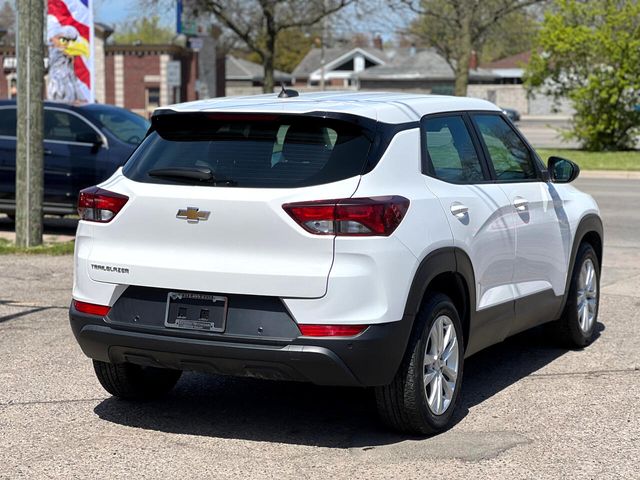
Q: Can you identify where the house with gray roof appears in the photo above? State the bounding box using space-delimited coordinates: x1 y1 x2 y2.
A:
354 48 497 94
292 47 387 88
226 55 292 87
291 46 497 94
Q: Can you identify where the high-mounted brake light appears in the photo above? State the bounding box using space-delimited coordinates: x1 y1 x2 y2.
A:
78 186 129 223
283 196 410 236
73 300 111 316
298 324 368 337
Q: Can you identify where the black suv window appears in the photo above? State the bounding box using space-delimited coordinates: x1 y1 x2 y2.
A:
123 113 372 188
423 115 485 183
0 107 16 137
45 110 98 143
473 114 537 181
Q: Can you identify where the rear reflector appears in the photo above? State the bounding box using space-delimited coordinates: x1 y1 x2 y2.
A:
298 324 368 337
73 300 111 316
283 196 410 236
78 186 129 223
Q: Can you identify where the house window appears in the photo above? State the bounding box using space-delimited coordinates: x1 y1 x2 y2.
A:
334 59 354 71
146 87 160 111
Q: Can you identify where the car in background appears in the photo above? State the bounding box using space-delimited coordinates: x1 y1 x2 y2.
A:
0 100 149 219
501 107 521 122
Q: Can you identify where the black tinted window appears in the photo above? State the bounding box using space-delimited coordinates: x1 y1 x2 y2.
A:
45 110 97 143
423 115 485 183
474 114 537 180
123 114 372 188
0 107 16 136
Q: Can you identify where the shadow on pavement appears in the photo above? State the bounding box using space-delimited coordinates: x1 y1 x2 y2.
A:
93 322 604 448
0 214 77 237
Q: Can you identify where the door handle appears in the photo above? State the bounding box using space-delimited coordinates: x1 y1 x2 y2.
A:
43 149 53 155
513 197 528 211
450 203 469 218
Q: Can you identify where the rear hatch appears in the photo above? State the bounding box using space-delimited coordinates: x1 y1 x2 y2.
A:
85 111 375 298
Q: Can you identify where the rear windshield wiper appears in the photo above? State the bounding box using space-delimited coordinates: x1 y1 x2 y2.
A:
148 167 237 186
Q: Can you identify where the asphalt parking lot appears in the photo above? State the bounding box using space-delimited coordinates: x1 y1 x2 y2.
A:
1 177 639 479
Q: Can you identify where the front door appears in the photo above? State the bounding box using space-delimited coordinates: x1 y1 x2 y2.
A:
43 108 108 210
470 113 569 333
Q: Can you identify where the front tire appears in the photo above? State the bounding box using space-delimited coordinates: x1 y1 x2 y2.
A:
558 243 600 348
93 360 182 400
375 292 464 435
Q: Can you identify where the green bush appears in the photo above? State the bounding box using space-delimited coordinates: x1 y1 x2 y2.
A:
525 0 640 151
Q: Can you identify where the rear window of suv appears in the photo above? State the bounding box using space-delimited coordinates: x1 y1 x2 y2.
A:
123 113 373 188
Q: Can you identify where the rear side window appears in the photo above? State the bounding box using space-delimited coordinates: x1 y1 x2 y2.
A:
123 114 372 188
44 110 97 143
473 114 537 180
423 115 485 183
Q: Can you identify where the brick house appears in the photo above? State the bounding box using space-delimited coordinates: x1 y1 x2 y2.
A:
0 23 226 118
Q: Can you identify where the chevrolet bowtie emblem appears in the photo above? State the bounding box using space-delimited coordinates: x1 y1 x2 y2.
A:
176 207 210 224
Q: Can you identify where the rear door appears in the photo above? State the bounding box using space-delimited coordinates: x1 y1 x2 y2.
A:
86 113 373 298
0 106 16 207
421 113 516 352
43 108 109 207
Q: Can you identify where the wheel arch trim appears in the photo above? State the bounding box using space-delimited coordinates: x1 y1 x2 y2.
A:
556 213 604 317
403 247 476 349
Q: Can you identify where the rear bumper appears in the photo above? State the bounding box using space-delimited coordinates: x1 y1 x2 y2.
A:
69 306 414 387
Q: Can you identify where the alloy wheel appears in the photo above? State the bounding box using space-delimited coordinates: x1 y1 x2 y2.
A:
423 314 459 415
577 258 598 333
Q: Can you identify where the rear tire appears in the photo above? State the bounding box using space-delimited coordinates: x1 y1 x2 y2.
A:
375 292 464 435
93 360 182 400
557 243 600 348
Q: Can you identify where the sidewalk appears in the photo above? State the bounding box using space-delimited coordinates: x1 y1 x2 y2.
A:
578 170 640 179
0 230 74 243
0 215 75 244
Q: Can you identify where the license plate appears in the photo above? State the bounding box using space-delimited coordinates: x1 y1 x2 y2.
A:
164 292 227 332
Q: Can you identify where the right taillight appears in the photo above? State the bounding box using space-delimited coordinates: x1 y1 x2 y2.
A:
78 186 129 223
283 196 410 236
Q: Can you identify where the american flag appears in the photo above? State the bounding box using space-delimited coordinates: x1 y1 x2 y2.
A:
47 0 94 103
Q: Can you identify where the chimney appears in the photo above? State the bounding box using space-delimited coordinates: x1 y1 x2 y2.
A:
373 35 383 51
469 50 478 70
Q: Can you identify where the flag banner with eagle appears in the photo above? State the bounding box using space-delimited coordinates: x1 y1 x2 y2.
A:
47 0 94 104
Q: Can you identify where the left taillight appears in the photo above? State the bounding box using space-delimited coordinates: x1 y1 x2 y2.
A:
77 186 129 223
73 300 111 316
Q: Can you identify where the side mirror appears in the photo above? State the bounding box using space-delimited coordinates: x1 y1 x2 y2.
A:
548 156 580 183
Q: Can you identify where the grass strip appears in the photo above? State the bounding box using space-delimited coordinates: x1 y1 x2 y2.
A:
0 238 75 255
536 149 640 171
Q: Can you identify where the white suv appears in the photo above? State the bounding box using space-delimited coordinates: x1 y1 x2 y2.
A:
70 92 603 434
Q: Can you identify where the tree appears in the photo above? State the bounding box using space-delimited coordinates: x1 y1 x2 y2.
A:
403 0 544 96
244 27 314 73
192 0 355 93
112 16 174 45
0 1 16 44
525 0 640 151
479 10 538 63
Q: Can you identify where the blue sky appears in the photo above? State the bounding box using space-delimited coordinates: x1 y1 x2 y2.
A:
95 0 176 28
93 0 403 41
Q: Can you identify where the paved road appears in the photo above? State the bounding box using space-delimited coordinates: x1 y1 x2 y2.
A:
516 117 581 149
1 178 638 479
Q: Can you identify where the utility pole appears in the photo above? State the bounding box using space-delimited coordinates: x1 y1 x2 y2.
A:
16 0 44 247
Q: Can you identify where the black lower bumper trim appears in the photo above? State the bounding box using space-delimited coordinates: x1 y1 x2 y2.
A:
70 307 414 387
